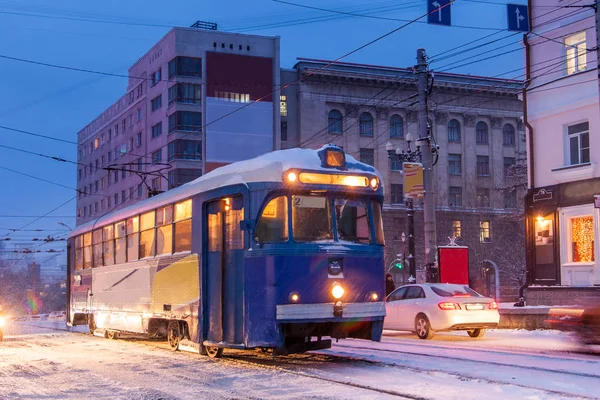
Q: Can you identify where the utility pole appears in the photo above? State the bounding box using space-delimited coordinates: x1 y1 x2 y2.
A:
416 48 438 274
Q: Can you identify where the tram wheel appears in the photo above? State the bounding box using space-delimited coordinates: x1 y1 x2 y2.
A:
467 329 486 338
206 346 223 358
106 330 118 340
167 321 181 351
88 315 97 335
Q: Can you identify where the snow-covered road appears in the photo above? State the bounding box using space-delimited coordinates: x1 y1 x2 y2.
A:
0 322 598 399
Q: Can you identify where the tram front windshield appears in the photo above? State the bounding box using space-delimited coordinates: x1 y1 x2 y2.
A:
254 194 384 245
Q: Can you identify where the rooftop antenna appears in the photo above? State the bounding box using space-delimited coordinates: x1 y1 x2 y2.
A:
190 21 217 31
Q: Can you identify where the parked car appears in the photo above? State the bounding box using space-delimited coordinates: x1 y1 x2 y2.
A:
384 283 500 339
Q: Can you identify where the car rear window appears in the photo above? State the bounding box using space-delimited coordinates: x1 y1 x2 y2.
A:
431 285 482 297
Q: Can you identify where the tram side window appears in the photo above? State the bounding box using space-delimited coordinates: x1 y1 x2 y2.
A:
83 232 92 269
156 205 173 255
140 211 156 258
174 199 192 252
254 196 288 243
74 235 83 271
115 221 127 264
127 216 139 262
292 195 332 242
103 224 115 266
371 200 385 245
335 199 370 244
226 196 244 250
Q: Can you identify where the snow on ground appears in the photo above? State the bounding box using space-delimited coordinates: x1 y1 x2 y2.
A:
1 322 599 400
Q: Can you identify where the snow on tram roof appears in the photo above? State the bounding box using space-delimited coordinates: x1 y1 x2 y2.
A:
71 145 379 237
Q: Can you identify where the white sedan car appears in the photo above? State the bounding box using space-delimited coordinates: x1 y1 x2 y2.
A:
384 283 500 339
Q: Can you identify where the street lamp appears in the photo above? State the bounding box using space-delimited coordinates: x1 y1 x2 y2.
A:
386 135 423 283
57 222 72 231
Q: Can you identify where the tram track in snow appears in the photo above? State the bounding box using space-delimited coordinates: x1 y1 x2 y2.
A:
331 341 600 380
11 324 598 399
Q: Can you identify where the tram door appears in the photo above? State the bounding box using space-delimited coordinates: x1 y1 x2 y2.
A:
206 196 245 345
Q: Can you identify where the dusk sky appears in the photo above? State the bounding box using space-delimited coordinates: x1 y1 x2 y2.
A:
0 0 526 271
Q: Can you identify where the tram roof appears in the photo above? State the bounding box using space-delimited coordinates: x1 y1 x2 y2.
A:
71 145 380 237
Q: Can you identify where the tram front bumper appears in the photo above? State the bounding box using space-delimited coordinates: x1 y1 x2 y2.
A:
276 301 386 322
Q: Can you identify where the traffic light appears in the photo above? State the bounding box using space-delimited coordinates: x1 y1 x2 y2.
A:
394 260 404 270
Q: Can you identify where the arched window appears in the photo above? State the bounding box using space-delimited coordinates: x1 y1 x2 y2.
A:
448 119 461 142
476 121 489 145
359 112 374 137
328 109 343 134
390 114 403 138
503 123 515 146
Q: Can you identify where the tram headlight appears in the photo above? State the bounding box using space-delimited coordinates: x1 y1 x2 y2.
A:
0 316 6 327
370 177 379 190
287 172 297 183
370 292 379 301
331 284 345 299
289 292 300 303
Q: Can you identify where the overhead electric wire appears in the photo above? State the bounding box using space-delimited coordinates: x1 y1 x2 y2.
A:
270 0 504 31
4 196 76 238
0 124 77 145
0 143 82 165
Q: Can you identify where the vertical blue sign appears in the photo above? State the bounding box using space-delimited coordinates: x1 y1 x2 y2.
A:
507 4 529 32
427 0 452 26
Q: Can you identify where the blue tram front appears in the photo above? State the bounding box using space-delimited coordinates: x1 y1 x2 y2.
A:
204 146 386 355
67 145 385 357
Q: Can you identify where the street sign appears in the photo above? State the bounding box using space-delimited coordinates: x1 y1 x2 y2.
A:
507 4 529 32
428 0 451 26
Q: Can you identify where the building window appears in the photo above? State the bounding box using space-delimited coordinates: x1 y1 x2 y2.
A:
390 184 404 204
390 158 403 172
167 140 202 161
390 114 403 138
476 188 490 208
504 157 515 178
477 155 490 176
328 109 343 134
136 132 142 147
128 137 134 152
503 123 516 146
280 95 287 116
168 111 202 133
359 148 374 166
168 168 202 188
137 185 143 197
448 153 461 175
476 121 489 145
122 119 126 132
479 221 491 243
449 186 462 207
152 122 162 138
152 149 162 164
448 119 461 142
137 108 142 121
168 83 202 105
151 69 161 86
567 121 590 165
121 143 127 155
565 31 587 75
151 95 162 112
571 216 595 262
168 56 202 78
78 169 82 181
281 121 288 142
452 220 462 238
114 193 119 205
504 190 517 209
113 170 118 183
359 112 374 137
121 190 127 203
215 91 250 103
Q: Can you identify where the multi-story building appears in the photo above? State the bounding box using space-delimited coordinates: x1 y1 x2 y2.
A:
523 2 600 305
282 59 525 300
76 26 280 225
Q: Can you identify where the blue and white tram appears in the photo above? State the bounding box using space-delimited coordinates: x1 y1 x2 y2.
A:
67 145 386 357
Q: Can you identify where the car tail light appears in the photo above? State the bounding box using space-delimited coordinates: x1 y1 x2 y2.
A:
438 302 461 310
489 300 498 310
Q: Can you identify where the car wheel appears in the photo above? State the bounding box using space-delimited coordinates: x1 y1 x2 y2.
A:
467 328 486 338
415 314 434 340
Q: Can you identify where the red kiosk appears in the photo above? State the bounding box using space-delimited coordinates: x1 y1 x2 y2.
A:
437 245 469 285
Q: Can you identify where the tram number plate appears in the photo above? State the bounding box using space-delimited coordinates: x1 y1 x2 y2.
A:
293 196 326 208
465 304 484 311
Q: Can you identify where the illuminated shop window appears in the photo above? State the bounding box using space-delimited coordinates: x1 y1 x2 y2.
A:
571 216 595 262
